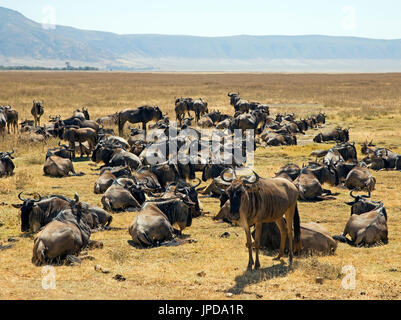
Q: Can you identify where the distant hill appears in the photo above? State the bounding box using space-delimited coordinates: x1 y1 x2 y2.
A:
1 6 401 71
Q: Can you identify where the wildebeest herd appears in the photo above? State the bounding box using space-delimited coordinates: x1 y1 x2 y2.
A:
0 93 398 270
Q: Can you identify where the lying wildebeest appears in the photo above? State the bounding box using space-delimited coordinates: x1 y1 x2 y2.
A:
221 169 301 269
198 115 214 128
43 156 84 178
361 141 401 171
118 105 163 136
334 192 388 247
262 131 297 146
94 166 131 194
313 127 349 143
129 197 194 247
46 143 75 160
31 194 103 266
253 221 337 255
294 166 334 201
275 164 301 181
16 193 112 233
92 141 142 170
324 142 357 165
344 164 376 193
31 100 44 127
101 179 146 212
0 149 15 178
162 179 202 217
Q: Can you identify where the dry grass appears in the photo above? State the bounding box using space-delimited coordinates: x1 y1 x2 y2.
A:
0 71 401 300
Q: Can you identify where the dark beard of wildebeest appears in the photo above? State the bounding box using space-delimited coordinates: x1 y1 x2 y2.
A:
222 169 301 270
0 149 15 178
31 100 44 127
118 105 163 136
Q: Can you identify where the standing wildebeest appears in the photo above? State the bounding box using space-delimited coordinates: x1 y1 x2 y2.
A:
62 127 98 158
129 197 194 247
118 105 163 136
221 169 301 269
175 98 191 127
192 99 209 123
0 149 15 177
0 106 19 134
0 109 6 136
31 100 44 127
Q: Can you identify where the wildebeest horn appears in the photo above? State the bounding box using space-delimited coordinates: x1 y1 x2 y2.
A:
191 178 201 188
362 191 371 199
220 168 236 183
350 190 357 199
242 171 260 185
18 192 28 202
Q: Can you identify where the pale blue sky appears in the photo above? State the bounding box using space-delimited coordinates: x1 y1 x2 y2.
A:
2 0 401 39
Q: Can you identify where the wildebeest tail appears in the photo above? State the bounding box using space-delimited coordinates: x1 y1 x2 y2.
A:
333 235 354 245
293 204 301 253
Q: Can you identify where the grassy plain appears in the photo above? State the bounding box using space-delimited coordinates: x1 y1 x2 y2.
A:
0 72 400 300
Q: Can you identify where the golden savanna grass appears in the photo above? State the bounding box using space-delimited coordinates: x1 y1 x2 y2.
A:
0 72 401 300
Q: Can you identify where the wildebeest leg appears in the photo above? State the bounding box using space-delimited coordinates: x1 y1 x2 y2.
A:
284 209 295 266
274 218 287 261
142 122 146 132
244 225 254 270
79 142 84 158
253 222 262 270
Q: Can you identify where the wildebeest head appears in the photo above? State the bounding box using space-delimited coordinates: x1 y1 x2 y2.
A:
18 192 42 232
228 92 240 106
221 169 260 222
171 178 202 216
345 191 384 216
313 133 323 143
153 106 163 122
